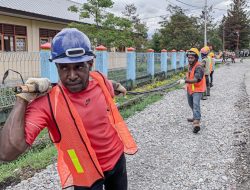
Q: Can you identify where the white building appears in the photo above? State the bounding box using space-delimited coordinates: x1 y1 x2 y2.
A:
0 0 92 52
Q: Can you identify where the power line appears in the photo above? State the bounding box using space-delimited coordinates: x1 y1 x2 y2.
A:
213 7 228 11
110 0 228 26
166 0 183 8
137 0 226 21
141 15 169 20
174 0 228 12
140 6 202 21
118 0 129 8
140 10 200 21
175 0 202 8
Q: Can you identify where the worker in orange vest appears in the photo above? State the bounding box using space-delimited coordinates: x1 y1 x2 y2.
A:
0 28 137 190
178 48 206 133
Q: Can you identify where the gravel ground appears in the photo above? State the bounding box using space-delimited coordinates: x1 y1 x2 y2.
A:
5 59 250 190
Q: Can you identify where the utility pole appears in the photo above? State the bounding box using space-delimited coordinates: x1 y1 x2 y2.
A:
204 0 207 46
222 21 225 51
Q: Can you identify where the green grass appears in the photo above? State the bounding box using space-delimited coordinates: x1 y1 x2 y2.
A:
0 143 56 185
120 94 163 119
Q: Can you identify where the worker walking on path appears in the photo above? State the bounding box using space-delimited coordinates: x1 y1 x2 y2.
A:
178 48 206 133
0 28 137 190
200 46 211 99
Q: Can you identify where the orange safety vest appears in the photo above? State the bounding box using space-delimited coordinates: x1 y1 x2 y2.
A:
186 62 206 95
47 71 138 188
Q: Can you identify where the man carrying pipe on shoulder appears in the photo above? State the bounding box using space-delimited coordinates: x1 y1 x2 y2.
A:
0 28 137 190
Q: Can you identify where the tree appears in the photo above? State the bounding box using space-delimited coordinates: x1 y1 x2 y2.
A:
157 5 202 51
102 13 134 49
69 15 134 50
198 5 216 47
198 6 222 51
207 27 223 51
150 31 161 52
68 0 114 28
68 1 147 51
222 0 250 51
122 4 148 51
68 0 114 47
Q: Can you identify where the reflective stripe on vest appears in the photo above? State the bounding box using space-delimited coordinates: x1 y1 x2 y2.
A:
186 62 206 94
48 86 104 188
90 71 138 155
67 149 84 173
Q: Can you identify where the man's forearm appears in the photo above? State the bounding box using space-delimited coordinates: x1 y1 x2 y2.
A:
185 78 198 84
0 97 29 161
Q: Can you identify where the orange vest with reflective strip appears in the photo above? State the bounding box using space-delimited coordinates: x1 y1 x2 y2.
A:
90 72 138 155
186 62 206 94
47 71 137 188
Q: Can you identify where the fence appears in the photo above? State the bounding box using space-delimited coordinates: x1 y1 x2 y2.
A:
0 49 188 85
0 48 188 123
108 52 127 82
0 87 16 123
0 52 40 85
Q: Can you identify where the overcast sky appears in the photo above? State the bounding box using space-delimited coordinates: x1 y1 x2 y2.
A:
73 0 249 37
111 0 233 37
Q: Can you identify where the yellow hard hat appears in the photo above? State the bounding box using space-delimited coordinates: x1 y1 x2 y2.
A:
187 48 199 57
209 52 215 58
200 47 209 54
204 46 210 51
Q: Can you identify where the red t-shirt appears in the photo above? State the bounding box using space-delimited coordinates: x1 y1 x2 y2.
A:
24 78 124 172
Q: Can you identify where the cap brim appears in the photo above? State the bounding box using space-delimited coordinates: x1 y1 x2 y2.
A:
52 55 94 64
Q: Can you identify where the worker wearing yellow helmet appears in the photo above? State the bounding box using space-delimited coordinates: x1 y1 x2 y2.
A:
178 48 206 133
